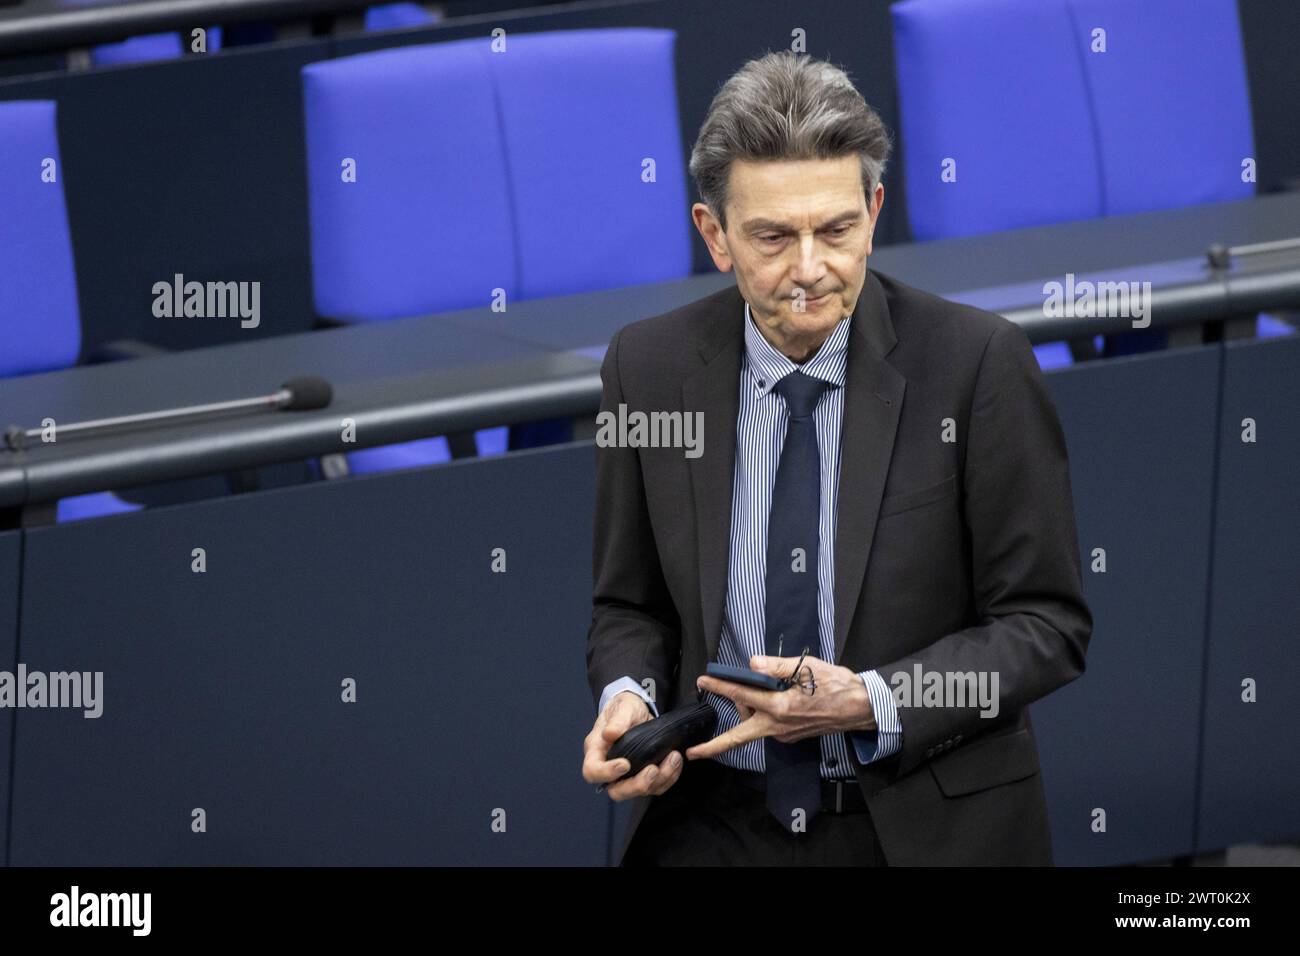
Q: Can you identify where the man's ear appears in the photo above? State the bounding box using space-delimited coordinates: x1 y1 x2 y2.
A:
865 184 885 258
692 202 733 273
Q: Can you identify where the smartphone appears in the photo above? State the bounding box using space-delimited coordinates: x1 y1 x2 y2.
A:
705 662 788 691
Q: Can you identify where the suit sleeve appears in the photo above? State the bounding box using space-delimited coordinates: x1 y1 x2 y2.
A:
877 318 1092 779
586 328 682 714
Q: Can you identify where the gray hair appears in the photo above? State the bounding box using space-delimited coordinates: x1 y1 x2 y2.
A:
689 51 893 231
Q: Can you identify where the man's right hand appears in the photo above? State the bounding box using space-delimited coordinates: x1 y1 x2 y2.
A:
581 692 684 800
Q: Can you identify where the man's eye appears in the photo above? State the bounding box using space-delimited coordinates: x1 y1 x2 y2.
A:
758 234 783 244
828 225 852 237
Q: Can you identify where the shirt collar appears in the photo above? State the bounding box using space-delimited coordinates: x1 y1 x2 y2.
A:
743 299 851 398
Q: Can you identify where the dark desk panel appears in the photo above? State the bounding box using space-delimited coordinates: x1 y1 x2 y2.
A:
5 188 1295 430
0 309 556 426
4 240 1297 510
439 273 731 354
1033 344 1222 866
0 349 601 508
0 529 18 865
1199 334 1300 851
435 193 1300 356
869 192 1300 296
9 442 605 864
3 192 1297 510
0 309 589 508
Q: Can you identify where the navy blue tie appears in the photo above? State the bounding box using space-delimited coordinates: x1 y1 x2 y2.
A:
764 370 831 833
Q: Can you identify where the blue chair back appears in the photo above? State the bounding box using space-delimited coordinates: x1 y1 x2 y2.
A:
301 28 690 322
487 28 691 299
892 0 1255 238
1081 0 1254 216
302 40 516 321
0 100 81 378
892 0 1100 240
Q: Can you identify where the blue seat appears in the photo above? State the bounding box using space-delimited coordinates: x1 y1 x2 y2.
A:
1031 341 1076 372
892 0 1102 242
91 33 183 67
56 491 145 522
1257 313 1294 339
90 28 222 68
0 101 80 378
303 40 517 323
482 29 692 299
302 28 690 472
892 0 1259 361
1082 0 1254 218
346 436 453 475
365 3 440 31
0 100 141 522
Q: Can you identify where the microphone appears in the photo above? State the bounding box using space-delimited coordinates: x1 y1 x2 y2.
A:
3 376 335 451
275 376 334 411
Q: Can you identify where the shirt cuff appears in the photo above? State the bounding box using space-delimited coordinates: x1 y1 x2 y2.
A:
847 670 902 765
598 676 660 718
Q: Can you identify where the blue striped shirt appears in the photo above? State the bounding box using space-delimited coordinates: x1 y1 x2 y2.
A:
599 299 902 773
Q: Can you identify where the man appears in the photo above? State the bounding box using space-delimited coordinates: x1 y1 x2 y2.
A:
581 51 1092 865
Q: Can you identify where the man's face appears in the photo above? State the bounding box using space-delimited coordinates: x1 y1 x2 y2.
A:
692 154 883 362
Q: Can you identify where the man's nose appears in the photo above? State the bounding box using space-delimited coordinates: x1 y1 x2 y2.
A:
790 234 828 287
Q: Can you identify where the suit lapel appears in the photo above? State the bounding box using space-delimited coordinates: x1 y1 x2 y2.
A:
833 270 905 663
683 287 743 666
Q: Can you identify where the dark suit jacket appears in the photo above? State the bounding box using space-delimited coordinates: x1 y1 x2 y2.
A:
586 267 1092 865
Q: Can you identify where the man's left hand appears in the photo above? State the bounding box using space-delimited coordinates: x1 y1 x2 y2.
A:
685 655 876 760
